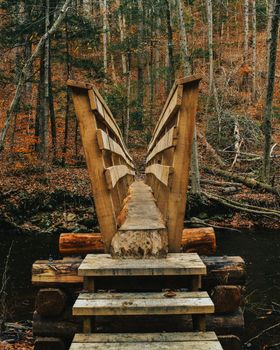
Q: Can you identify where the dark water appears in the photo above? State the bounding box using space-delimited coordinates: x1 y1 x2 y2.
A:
1 227 280 340
0 230 60 321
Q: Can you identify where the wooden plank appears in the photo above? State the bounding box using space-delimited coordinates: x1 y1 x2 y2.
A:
73 332 218 343
70 87 117 250
32 258 83 285
105 165 135 189
78 253 206 277
147 85 182 154
145 164 174 186
88 89 133 162
97 129 134 169
70 341 223 350
167 78 201 252
32 256 245 286
73 291 214 316
146 127 177 164
78 291 209 300
118 181 166 231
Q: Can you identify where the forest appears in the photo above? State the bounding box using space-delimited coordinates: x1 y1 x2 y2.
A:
0 0 280 349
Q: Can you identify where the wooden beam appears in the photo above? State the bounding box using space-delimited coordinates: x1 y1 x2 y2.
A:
32 256 246 287
167 78 201 252
146 127 177 164
96 129 134 169
69 86 117 250
105 165 135 190
145 164 174 186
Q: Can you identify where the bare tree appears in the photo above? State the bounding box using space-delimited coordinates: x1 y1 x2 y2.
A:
206 0 213 94
262 0 280 181
176 0 201 195
243 0 249 63
252 0 257 100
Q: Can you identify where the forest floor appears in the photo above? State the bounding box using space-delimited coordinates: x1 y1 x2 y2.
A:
0 153 279 234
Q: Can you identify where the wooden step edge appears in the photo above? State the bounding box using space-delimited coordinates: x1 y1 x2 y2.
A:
72 331 218 343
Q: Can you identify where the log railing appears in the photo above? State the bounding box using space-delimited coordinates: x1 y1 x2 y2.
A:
67 80 135 251
145 75 201 252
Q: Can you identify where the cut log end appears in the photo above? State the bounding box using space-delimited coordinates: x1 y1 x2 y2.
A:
110 230 168 258
35 288 67 317
211 285 241 313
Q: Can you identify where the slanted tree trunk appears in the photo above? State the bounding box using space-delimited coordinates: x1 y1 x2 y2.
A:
0 0 72 152
262 0 280 182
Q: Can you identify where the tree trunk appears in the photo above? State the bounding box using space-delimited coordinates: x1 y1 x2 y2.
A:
165 0 175 93
116 0 127 76
177 0 191 74
176 0 201 195
262 0 280 182
37 0 51 162
206 0 214 94
252 0 257 101
100 0 108 78
49 42 57 160
243 0 249 63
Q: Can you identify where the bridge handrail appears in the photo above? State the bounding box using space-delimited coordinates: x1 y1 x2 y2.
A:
145 75 201 252
68 80 135 251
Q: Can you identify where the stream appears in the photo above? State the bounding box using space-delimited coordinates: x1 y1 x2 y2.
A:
0 228 280 345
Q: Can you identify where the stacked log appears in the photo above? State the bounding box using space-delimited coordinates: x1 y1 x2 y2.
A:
33 227 245 350
59 227 216 256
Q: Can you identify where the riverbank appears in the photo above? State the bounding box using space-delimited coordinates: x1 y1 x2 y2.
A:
0 164 279 234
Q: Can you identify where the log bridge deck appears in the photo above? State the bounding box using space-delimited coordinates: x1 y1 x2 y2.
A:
32 76 226 349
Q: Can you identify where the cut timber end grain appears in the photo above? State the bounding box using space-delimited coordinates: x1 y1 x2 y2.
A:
182 227 216 255
34 337 65 350
110 230 168 258
211 285 241 314
35 288 67 316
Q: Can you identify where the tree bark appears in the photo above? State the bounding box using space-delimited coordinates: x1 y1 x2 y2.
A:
252 0 257 100
243 0 249 63
164 0 175 93
176 0 201 195
262 0 280 181
206 0 214 94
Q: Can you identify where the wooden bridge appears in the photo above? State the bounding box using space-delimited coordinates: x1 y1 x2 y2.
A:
31 76 246 350
63 76 223 349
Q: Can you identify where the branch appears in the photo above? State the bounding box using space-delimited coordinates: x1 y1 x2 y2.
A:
202 191 280 219
204 166 280 196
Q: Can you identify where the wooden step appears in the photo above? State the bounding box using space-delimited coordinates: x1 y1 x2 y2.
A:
70 332 223 350
78 253 206 277
73 291 214 316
